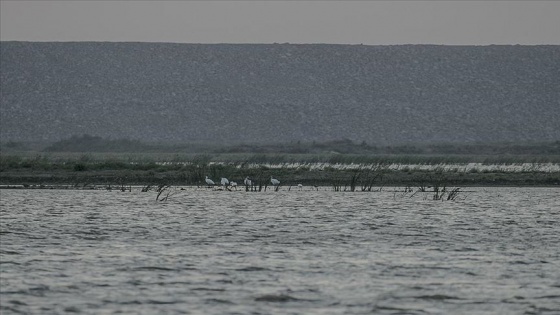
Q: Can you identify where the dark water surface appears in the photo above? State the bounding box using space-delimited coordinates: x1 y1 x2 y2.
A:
1 187 559 314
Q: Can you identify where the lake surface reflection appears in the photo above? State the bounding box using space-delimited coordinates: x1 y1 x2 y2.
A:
1 187 559 314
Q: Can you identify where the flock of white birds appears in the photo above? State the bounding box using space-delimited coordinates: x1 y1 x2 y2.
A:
204 175 285 189
206 176 280 187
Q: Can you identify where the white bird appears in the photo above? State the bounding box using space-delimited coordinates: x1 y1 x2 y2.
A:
244 177 252 186
298 184 303 190
221 177 229 186
271 176 280 186
205 176 215 186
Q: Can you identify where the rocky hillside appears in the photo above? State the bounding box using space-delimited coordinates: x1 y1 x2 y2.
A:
1 42 558 145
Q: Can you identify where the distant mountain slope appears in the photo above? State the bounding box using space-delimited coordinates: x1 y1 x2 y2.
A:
1 42 559 144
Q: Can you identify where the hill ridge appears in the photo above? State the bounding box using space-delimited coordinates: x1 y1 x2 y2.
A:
1 42 559 144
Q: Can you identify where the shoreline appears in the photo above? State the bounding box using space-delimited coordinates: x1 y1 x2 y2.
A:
1 168 558 189
2 184 559 190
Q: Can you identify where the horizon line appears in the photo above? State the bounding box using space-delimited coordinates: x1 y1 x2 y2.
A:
2 40 558 47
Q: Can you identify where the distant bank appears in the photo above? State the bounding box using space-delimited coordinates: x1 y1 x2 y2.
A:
1 153 558 188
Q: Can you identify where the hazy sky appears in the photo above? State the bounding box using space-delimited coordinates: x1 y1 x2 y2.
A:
1 1 559 45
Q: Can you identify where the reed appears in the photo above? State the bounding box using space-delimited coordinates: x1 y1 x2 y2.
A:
155 184 178 202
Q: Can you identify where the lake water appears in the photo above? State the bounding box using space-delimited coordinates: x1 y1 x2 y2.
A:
1 187 559 314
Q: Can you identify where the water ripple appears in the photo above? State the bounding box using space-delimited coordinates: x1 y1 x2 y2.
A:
1 187 559 314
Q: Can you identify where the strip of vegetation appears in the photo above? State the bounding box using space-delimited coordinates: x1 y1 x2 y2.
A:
2 136 559 188
2 151 560 167
1 154 558 188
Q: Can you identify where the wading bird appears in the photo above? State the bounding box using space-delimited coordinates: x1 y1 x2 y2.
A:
221 177 229 187
244 177 252 186
205 176 215 187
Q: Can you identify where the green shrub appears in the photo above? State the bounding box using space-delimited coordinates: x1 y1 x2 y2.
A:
73 163 87 172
